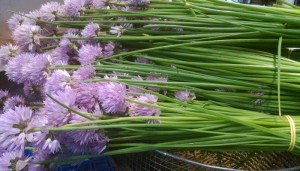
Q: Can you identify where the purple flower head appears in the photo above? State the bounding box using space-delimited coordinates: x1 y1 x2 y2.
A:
33 128 61 154
22 54 52 84
29 110 48 129
12 25 41 52
72 65 95 81
6 52 50 84
129 94 160 117
3 96 26 112
81 23 100 37
63 0 87 17
0 151 30 171
74 82 101 111
23 10 43 25
146 76 168 92
0 106 36 153
0 43 21 65
64 133 108 154
61 32 80 48
7 13 26 31
93 104 103 115
40 2 63 21
0 90 9 108
43 88 76 127
78 44 102 65
68 107 89 123
24 10 58 35
64 31 79 39
49 47 70 65
59 38 72 48
44 70 72 95
110 26 125 37
128 76 144 94
130 0 150 5
0 146 6 156
62 132 108 154
89 0 107 9
23 83 45 100
69 107 102 124
175 90 196 102
62 113 108 154
5 53 34 84
103 42 115 57
98 82 128 115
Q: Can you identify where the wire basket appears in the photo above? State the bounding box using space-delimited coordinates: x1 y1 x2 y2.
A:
113 150 300 171
24 150 117 171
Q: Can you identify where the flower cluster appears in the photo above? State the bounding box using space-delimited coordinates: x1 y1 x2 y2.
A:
0 0 178 170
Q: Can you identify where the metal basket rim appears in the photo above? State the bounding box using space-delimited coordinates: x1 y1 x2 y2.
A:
155 150 300 171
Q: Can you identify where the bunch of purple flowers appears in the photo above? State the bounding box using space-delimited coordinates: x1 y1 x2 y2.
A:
0 0 195 170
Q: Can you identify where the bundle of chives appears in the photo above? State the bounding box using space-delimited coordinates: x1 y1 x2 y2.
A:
42 95 300 165
3 0 300 169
